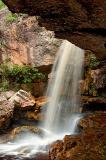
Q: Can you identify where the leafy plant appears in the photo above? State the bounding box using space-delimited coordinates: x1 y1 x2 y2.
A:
6 13 17 23
0 61 47 91
0 80 9 91
89 54 100 68
0 0 5 10
9 64 46 84
0 59 10 91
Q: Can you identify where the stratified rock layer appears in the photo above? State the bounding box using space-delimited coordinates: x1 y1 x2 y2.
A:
2 0 106 60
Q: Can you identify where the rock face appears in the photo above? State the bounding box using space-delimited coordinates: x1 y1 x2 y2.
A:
0 7 61 67
0 101 14 132
2 0 106 60
80 53 106 111
49 112 106 160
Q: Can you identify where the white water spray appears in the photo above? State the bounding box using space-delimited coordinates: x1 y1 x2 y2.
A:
0 40 84 158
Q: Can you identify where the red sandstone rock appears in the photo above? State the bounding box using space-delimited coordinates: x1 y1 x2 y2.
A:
2 0 106 60
9 89 36 109
0 9 61 67
82 96 106 105
49 112 106 160
0 100 14 132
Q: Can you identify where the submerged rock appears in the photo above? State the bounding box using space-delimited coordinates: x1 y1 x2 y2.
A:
10 125 42 140
0 125 42 143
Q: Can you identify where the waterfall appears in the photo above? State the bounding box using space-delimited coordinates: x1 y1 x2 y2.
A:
44 40 84 133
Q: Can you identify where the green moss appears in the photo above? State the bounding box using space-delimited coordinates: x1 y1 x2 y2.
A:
0 80 9 91
0 0 5 10
89 53 100 68
6 13 18 23
89 85 98 96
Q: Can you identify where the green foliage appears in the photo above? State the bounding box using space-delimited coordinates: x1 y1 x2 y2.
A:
89 85 98 96
0 59 10 91
0 0 5 10
89 54 100 68
6 13 17 23
0 80 9 91
0 61 47 91
9 64 46 83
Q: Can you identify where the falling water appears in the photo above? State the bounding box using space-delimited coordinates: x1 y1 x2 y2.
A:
44 40 84 133
0 40 84 158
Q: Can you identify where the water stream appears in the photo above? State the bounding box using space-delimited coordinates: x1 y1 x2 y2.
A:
44 40 84 133
0 40 84 159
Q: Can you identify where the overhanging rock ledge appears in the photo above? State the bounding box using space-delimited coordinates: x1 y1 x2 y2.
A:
2 0 106 60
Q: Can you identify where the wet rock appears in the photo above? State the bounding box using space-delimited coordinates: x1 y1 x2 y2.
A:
35 96 48 109
12 95 48 123
79 112 106 129
25 96 48 121
10 125 42 140
0 125 42 143
35 152 49 160
0 154 49 160
0 100 14 132
9 90 36 110
49 112 106 160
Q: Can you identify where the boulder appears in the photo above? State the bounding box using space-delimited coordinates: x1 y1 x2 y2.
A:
0 100 14 132
9 89 36 110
